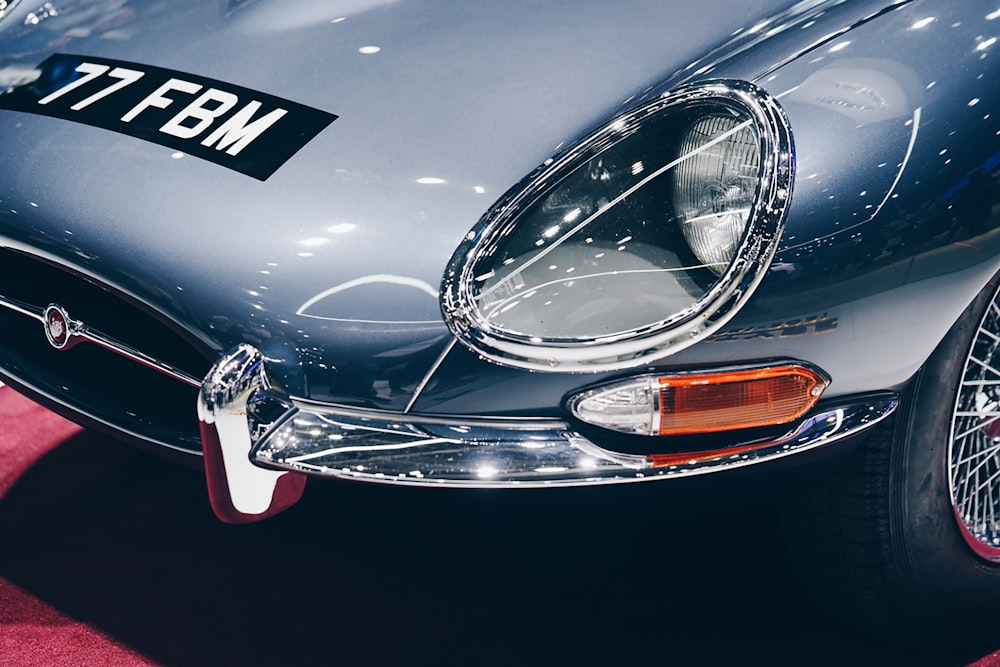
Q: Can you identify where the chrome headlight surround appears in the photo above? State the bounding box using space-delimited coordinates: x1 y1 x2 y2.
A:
441 80 794 372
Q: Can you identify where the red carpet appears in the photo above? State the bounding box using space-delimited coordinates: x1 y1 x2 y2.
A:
0 579 156 666
0 387 155 666
2 384 1000 666
0 386 82 500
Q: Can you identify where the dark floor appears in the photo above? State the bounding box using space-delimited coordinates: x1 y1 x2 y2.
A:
4 405 994 667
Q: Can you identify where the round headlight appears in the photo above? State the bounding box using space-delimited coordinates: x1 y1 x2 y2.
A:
674 114 760 275
441 80 793 372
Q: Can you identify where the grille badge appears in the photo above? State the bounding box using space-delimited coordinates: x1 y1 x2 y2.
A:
43 304 76 350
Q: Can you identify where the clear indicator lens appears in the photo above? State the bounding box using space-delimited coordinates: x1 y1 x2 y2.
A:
568 377 659 435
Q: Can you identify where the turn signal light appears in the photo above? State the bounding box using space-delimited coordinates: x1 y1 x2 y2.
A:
568 363 829 437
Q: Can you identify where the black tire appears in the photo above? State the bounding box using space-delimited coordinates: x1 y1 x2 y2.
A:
786 274 1000 654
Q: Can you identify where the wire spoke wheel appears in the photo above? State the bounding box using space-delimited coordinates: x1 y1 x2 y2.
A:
784 273 1000 655
950 294 1000 561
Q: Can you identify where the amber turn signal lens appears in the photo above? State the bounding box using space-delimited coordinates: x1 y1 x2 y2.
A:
568 363 829 437
657 364 827 436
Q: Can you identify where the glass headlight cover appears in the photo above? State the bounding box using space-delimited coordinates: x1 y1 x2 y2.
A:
441 80 793 371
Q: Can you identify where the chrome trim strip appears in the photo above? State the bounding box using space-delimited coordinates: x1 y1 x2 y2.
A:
0 292 201 387
82 324 201 387
404 337 457 414
251 390 898 489
0 293 42 319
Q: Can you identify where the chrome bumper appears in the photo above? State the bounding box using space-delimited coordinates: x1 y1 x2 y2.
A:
198 345 898 523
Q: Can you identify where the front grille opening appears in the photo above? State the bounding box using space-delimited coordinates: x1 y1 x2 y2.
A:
0 248 215 452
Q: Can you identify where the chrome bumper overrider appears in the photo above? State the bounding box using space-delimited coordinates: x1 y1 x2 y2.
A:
198 345 898 523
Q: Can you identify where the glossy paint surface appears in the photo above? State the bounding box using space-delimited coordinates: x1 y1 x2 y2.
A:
0 0 801 412
423 0 1000 414
0 0 998 435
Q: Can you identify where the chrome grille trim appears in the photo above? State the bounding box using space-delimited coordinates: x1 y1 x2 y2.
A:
0 292 201 387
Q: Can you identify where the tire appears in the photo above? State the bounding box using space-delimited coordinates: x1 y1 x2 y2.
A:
786 273 1000 654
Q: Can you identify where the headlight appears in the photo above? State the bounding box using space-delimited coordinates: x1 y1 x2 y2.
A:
441 80 793 371
674 114 761 275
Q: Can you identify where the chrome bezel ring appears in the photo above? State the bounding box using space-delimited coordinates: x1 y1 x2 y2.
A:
440 79 795 372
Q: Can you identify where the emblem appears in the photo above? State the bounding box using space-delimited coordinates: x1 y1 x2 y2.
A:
43 304 74 349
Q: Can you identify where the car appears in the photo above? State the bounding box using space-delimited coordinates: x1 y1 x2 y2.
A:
1 0 998 651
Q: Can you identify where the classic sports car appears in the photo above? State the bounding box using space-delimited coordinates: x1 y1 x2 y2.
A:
1 0 998 649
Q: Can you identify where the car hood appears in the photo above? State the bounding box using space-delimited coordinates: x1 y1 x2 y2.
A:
0 0 852 410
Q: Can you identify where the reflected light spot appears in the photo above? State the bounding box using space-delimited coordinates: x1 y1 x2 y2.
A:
978 37 997 51
171 152 185 160
327 223 357 234
909 17 935 30
298 252 314 258
330 16 347 23
416 177 446 185
988 9 1000 21
474 185 486 194
476 465 497 478
358 46 381 54
970 98 981 106
829 41 850 52
300 237 329 247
